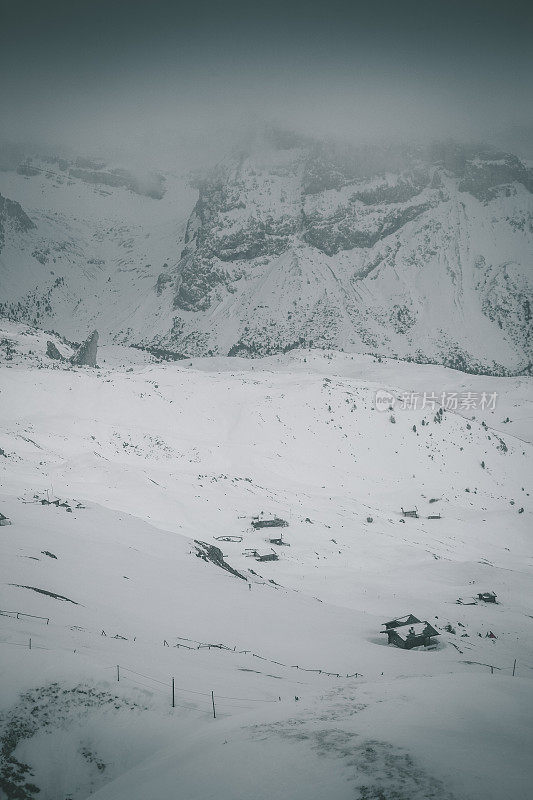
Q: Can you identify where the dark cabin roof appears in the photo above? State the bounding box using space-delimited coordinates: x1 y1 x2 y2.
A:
252 517 288 529
389 621 440 641
382 614 421 629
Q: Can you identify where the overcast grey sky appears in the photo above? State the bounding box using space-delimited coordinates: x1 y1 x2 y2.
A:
1 0 532 166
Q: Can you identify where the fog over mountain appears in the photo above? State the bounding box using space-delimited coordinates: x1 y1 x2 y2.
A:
1 0 532 168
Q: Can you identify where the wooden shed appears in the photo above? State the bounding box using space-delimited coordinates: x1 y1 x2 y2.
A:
382 621 440 649
256 553 279 562
252 517 288 530
268 535 288 546
401 507 419 518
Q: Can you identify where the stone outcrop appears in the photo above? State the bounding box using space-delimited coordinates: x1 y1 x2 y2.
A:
0 193 35 252
46 341 64 360
70 330 98 367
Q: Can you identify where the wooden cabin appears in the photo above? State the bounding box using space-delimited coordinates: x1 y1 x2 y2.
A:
252 517 289 530
382 614 421 630
383 621 440 649
401 507 419 518
477 592 497 603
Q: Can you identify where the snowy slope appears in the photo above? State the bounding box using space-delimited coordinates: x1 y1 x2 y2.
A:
1 321 532 799
1 135 532 373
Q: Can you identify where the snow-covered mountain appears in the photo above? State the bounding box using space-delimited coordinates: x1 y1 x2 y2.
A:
0 132 532 373
0 154 196 349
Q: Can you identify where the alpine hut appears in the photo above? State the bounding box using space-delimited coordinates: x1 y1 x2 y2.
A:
382 617 440 649
251 515 289 530
401 507 419 518
477 591 497 603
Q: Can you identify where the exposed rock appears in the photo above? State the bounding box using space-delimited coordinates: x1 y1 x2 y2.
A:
458 153 532 201
132 343 187 361
0 192 35 252
174 258 230 311
70 330 98 367
10 585 79 603
46 341 64 360
302 200 432 255
193 540 247 580
155 271 172 295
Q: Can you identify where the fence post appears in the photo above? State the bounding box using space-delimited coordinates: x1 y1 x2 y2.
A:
117 665 120 682
172 678 175 708
490 665 493 674
211 691 216 719
512 659 517 677
29 638 31 650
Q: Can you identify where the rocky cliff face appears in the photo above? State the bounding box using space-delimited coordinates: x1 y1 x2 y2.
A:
0 192 35 252
14 155 166 199
161 134 532 373
70 330 99 367
0 135 531 374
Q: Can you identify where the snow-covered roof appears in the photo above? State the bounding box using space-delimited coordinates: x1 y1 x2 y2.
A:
382 614 420 627
392 622 440 640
